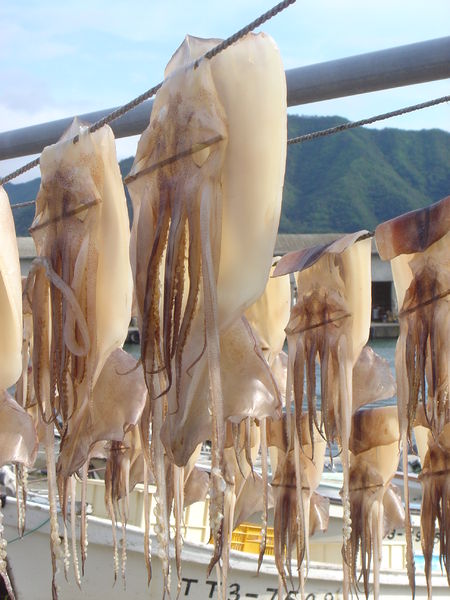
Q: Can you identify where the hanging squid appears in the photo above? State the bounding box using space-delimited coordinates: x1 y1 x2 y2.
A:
0 186 24 599
348 341 399 598
273 231 372 594
268 412 327 590
375 194 450 594
160 316 282 466
351 344 397 412
220 420 263 590
0 391 38 474
0 390 39 600
375 195 449 439
244 259 291 569
58 347 147 586
413 406 450 596
126 32 286 590
245 260 291 365
349 405 402 599
26 119 133 597
57 348 146 482
0 187 22 393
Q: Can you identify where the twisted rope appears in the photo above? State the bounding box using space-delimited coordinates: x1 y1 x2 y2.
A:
287 95 450 145
2 158 40 185
0 0 296 186
200 0 296 62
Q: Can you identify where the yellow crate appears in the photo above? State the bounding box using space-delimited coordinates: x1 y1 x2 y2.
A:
231 523 275 555
231 541 244 551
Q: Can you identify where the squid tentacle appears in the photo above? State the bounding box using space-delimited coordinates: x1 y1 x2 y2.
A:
0 506 15 600
70 476 81 589
258 418 269 573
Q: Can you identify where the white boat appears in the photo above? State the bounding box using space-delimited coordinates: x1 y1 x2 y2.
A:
3 475 449 599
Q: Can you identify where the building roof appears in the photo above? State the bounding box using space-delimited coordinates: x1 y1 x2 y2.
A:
275 233 378 255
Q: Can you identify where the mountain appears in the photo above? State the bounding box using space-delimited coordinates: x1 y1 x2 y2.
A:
5 115 450 237
282 115 450 232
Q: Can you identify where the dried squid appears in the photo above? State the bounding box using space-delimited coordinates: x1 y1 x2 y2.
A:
0 187 22 392
126 31 286 587
416 427 450 596
414 408 450 595
268 413 327 588
58 348 146 482
0 391 38 471
375 195 449 439
160 316 282 466
244 260 291 570
349 405 402 599
26 119 133 596
375 195 450 593
0 186 23 599
221 420 264 589
273 231 372 593
245 260 291 364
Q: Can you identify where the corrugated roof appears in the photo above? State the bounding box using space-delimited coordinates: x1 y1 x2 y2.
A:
275 233 378 255
274 233 341 254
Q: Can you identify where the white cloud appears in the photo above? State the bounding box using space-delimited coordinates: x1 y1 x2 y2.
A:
0 0 449 183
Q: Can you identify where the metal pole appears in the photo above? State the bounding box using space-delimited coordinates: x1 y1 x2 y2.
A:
285 36 450 106
0 36 449 161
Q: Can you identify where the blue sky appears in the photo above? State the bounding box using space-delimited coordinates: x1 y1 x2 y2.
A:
1 0 449 180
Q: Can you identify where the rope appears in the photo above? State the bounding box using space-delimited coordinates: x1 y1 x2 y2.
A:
287 95 450 145
0 0 295 186
200 0 296 62
2 158 40 185
11 199 35 210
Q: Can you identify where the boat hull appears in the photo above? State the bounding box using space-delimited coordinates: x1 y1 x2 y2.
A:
3 497 449 599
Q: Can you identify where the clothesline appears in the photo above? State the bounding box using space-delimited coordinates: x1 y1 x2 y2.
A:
287 94 450 144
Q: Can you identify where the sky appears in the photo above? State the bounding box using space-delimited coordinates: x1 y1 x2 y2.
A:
1 0 449 181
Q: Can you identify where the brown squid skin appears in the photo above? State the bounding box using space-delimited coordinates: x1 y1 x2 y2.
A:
349 405 401 600
414 418 450 595
375 195 450 596
420 434 450 594
274 231 372 446
375 195 450 439
275 232 372 595
268 413 327 587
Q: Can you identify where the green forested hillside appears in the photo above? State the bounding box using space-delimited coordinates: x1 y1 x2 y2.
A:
282 115 450 232
5 115 450 236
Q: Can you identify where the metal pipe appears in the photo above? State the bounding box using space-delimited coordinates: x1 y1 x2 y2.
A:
285 36 450 106
0 36 449 161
